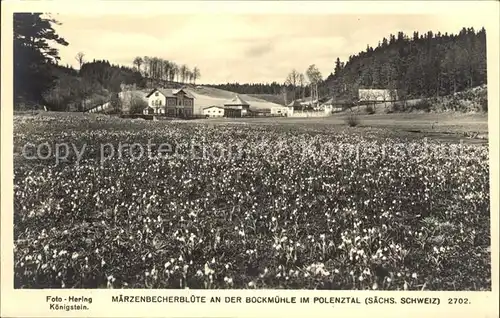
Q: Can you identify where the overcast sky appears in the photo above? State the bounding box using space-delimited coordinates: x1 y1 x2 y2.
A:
52 14 486 84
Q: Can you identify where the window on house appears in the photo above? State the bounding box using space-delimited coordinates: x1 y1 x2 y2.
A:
155 92 159 97
158 100 162 106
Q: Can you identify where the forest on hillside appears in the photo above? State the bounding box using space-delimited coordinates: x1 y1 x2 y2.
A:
14 13 146 111
328 27 487 102
13 12 487 112
211 27 487 105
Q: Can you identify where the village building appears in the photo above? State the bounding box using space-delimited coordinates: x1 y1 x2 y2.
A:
321 98 345 113
203 106 225 117
358 89 398 102
288 97 318 109
223 95 250 118
249 108 271 117
144 87 195 117
270 105 291 116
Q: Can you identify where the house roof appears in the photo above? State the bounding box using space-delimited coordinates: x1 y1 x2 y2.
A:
146 88 195 99
224 94 249 106
203 106 225 110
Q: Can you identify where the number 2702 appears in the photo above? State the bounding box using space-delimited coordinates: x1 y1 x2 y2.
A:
448 298 470 305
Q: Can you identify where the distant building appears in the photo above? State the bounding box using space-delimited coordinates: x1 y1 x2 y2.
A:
203 106 225 117
249 108 271 116
321 98 345 113
358 89 398 102
224 95 250 118
144 87 195 117
287 98 317 110
270 105 291 116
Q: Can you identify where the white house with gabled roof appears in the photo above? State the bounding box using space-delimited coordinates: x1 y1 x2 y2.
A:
203 106 225 117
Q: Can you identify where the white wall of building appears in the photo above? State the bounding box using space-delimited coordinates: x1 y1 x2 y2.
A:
203 107 225 117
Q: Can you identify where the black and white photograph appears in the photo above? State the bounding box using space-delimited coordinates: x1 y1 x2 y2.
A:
10 7 493 293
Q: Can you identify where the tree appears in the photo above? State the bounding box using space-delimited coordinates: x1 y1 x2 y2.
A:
298 73 306 100
109 93 122 114
143 56 150 77
170 63 178 82
179 64 188 83
75 52 85 69
285 69 300 101
306 64 322 107
133 56 143 74
14 13 69 105
193 67 201 84
129 95 148 114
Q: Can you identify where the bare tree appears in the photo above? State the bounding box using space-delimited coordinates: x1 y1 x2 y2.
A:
75 52 85 69
285 69 300 101
171 63 179 82
193 67 201 85
143 56 150 78
306 64 322 107
298 73 306 100
179 64 188 83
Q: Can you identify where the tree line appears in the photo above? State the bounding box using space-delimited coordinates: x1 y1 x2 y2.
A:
326 27 487 102
206 27 487 107
13 14 486 112
132 56 201 85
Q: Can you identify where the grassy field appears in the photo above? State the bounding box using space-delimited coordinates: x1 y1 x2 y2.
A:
13 112 490 290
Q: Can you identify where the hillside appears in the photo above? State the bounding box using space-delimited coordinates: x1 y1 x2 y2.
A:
248 94 287 106
324 27 487 102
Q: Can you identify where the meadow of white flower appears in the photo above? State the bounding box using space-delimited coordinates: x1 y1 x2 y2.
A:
13 115 491 290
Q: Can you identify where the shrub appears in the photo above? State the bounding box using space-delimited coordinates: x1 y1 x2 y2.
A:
129 96 148 114
345 112 360 127
107 93 122 114
365 105 375 115
479 95 488 112
413 99 433 112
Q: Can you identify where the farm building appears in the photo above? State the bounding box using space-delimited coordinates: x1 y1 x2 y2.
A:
203 106 225 117
249 108 271 116
144 87 195 117
223 95 250 118
321 98 345 113
358 89 398 102
270 105 291 116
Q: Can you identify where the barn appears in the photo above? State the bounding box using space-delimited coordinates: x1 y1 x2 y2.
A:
224 95 250 118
